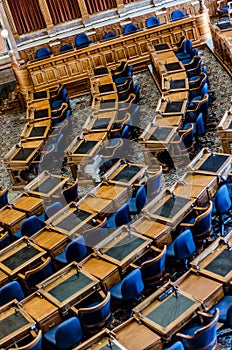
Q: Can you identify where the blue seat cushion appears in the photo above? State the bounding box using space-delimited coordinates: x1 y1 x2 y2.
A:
110 280 123 300
44 324 58 346
127 197 137 214
210 295 232 323
105 212 117 228
166 241 175 257
55 250 67 264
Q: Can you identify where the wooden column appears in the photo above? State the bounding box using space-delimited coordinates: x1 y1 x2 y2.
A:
77 0 89 20
116 0 124 10
38 0 54 30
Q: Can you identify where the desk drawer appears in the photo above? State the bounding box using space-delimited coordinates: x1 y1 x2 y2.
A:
101 269 120 292
39 311 62 333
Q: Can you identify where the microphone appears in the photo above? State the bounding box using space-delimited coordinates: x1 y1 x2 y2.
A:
158 286 174 301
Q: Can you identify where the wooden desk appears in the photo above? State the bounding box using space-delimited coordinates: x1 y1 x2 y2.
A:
139 123 178 152
0 269 9 288
177 171 218 201
24 171 69 200
103 159 148 186
95 225 152 273
0 237 46 277
78 194 115 218
82 111 116 134
142 190 195 229
0 205 27 234
19 291 62 333
27 100 51 121
46 202 99 238
156 92 188 117
218 109 232 154
130 216 172 248
113 317 163 350
191 233 232 286
162 72 189 93
31 226 69 259
20 120 51 141
174 269 224 310
27 90 50 104
90 75 117 96
133 283 201 341
11 193 44 217
188 148 232 180
0 301 36 349
93 182 133 211
92 93 118 113
37 262 100 315
80 253 120 292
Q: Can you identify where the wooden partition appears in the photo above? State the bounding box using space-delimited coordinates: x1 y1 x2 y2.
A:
13 11 210 102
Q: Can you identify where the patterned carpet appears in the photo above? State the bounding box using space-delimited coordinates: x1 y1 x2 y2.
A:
1 46 232 347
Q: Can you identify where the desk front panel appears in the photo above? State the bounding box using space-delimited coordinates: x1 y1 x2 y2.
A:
4 140 43 168
94 183 133 211
11 193 44 217
38 264 100 314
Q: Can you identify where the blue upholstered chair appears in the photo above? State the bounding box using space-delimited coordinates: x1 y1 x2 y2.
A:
0 231 10 249
0 281 25 306
186 93 209 122
164 341 184 350
110 269 144 302
209 295 232 328
145 16 160 28
217 0 230 21
103 31 116 40
188 83 209 110
78 292 112 335
51 88 69 111
35 47 51 59
186 56 202 78
178 123 195 155
117 76 134 101
18 257 53 292
62 179 79 204
0 187 8 209
176 39 193 61
8 330 43 350
181 48 199 65
189 72 208 100
176 309 219 350
55 236 88 265
127 185 148 215
38 201 62 221
14 215 45 239
140 246 167 288
166 229 196 269
213 184 232 236
106 203 132 228
60 44 73 53
180 201 213 247
43 316 83 350
123 23 138 35
112 61 133 78
75 33 91 48
171 9 186 21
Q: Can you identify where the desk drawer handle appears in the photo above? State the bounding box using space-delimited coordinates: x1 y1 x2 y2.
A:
48 322 55 328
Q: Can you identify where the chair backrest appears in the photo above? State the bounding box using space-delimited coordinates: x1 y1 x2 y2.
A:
195 113 205 136
115 203 132 227
171 9 186 21
121 125 130 139
65 235 88 263
215 184 232 215
186 39 193 53
123 23 138 34
35 47 51 59
60 44 73 53
191 201 213 244
180 123 194 153
174 229 196 260
135 185 147 213
55 317 83 350
8 330 43 350
141 246 167 285
146 167 162 200
0 281 25 306
145 16 160 28
45 201 63 220
165 341 184 350
75 33 91 48
78 292 112 335
0 231 10 249
21 215 44 237
178 309 219 350
63 180 78 204
121 269 144 300
201 82 209 97
0 187 8 209
83 218 109 248
22 257 53 290
103 31 116 40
